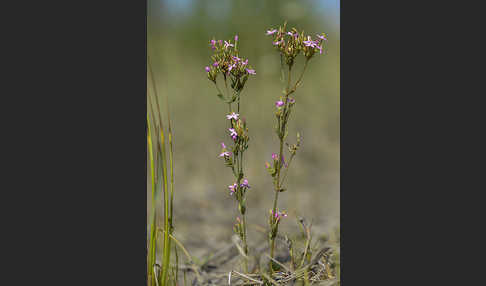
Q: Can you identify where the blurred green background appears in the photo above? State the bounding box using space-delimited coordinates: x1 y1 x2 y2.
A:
148 0 339 257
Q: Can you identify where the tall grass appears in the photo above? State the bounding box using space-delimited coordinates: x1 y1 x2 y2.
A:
147 59 175 286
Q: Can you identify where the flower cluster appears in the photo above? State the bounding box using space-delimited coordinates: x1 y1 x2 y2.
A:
205 35 256 96
266 22 328 65
218 112 252 265
229 116 249 143
219 111 250 188
227 178 251 196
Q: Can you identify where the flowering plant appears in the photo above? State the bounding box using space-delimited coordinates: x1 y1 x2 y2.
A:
203 23 328 277
265 22 327 272
205 34 255 272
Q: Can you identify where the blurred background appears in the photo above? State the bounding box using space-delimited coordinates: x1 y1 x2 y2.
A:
148 0 340 259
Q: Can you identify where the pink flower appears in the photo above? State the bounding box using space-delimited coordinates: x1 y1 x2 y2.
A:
303 36 317 48
316 34 327 41
210 39 216 50
219 151 231 158
235 35 238 42
241 59 248 66
273 40 283 46
226 112 239 120
271 209 288 222
224 40 234 50
229 183 237 195
275 100 284 107
246 68 256 75
272 153 278 161
229 128 238 140
221 142 226 149
266 29 277 35
240 179 250 189
205 66 210 72
213 61 219 67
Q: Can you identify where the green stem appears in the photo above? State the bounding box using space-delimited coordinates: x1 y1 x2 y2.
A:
287 58 309 96
149 59 171 286
269 64 293 272
224 74 230 100
241 212 249 273
280 153 296 186
236 90 249 272
147 115 157 285
215 83 224 98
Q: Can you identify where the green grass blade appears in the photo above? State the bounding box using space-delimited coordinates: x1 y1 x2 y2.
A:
149 58 171 286
147 114 157 285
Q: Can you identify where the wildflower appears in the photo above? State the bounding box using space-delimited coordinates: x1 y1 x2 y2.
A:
228 183 238 195
221 142 226 149
232 56 241 62
246 68 256 75
241 59 248 66
316 34 327 41
303 36 317 48
213 61 219 67
273 40 283 46
289 98 295 104
229 128 238 140
240 179 250 189
210 39 216 50
275 100 284 108
272 209 288 221
205 66 210 72
266 29 277 35
272 153 278 161
228 63 236 72
224 40 234 50
219 151 231 158
317 45 323 54
235 35 238 42
226 112 239 120
287 32 294 36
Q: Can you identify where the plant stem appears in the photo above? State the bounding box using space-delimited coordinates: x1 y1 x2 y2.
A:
237 130 248 272
280 153 296 186
269 64 293 271
241 211 249 273
224 74 230 100
287 58 309 96
233 89 249 272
